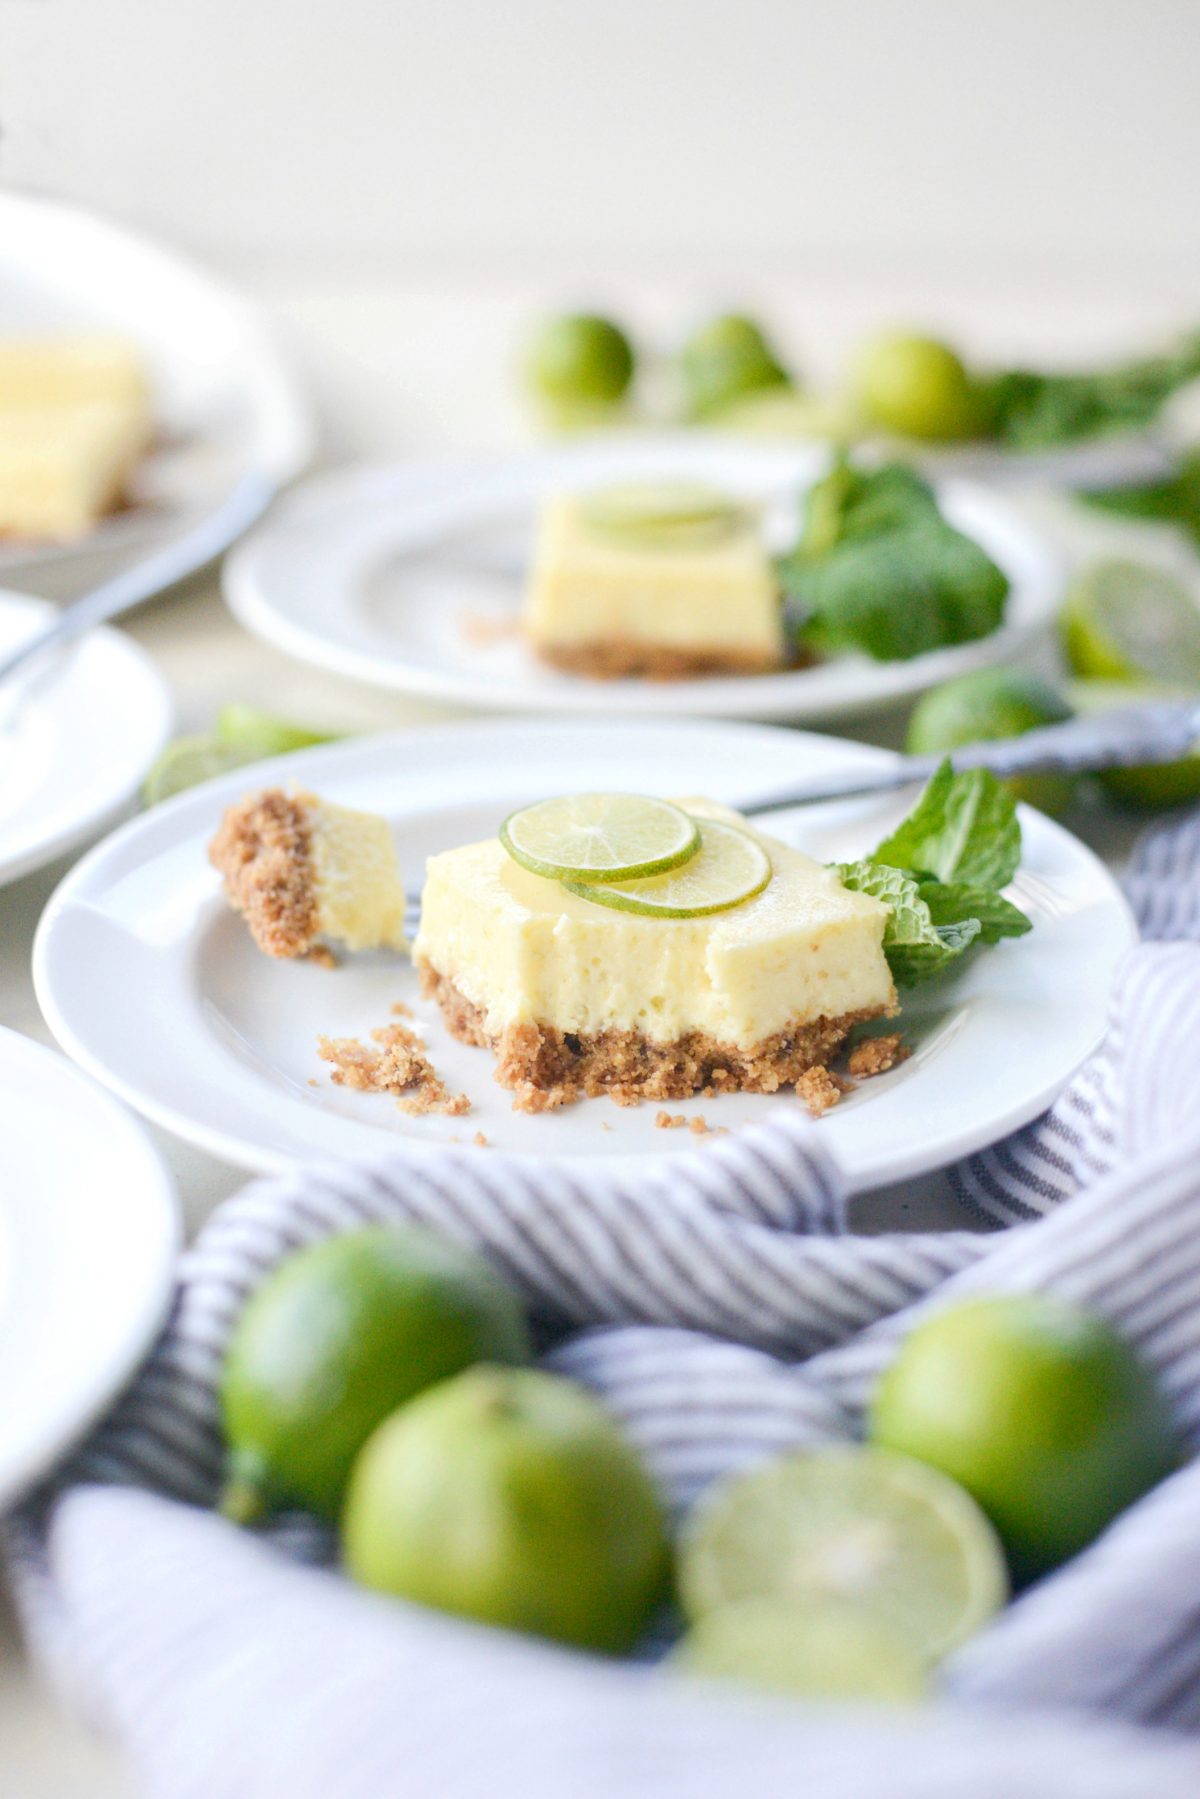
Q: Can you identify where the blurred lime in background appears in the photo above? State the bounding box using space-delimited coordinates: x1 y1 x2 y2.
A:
1069 679 1200 810
143 706 342 805
1061 559 1200 686
851 331 980 442
906 668 1077 815
679 312 792 421
671 1599 927 1704
523 313 635 423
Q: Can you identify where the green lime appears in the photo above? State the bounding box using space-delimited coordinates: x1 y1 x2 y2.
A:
906 669 1077 815
671 1599 926 1703
500 793 701 883
679 1445 1007 1663
852 332 980 442
342 1365 670 1654
680 313 792 421
524 313 635 411
564 815 772 918
578 481 747 548
870 1295 1179 1583
1068 679 1200 811
215 705 339 757
219 1226 531 1524
142 736 262 806
1061 560 1200 686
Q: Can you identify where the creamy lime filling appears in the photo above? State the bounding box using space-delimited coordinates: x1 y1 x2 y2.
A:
309 801 409 953
413 801 893 1047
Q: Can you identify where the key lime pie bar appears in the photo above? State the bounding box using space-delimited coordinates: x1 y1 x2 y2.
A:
0 337 153 540
524 483 786 678
413 793 895 1110
210 788 408 959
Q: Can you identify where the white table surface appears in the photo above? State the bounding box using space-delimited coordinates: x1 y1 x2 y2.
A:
0 270 1170 1793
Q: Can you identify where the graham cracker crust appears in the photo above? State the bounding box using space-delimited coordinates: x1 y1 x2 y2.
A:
418 960 891 1113
209 788 320 959
531 636 790 682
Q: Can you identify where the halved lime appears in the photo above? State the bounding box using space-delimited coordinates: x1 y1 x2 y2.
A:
671 1599 926 1704
500 793 701 883
577 481 747 548
1061 559 1200 685
1068 678 1200 810
142 736 262 807
215 705 339 757
679 1445 1008 1664
564 815 771 918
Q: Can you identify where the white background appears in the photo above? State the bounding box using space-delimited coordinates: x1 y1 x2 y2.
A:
2 0 1198 297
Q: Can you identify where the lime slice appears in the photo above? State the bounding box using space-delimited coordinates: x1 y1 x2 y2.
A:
1068 678 1200 810
679 1445 1008 1664
671 1599 926 1704
142 737 262 807
577 481 747 548
564 815 771 918
215 705 339 757
1061 559 1200 685
500 794 701 883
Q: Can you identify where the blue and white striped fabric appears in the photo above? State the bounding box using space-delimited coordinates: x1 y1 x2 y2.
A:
11 806 1200 1798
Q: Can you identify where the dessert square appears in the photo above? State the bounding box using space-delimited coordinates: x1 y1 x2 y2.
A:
210 788 409 959
413 800 895 1109
524 494 785 678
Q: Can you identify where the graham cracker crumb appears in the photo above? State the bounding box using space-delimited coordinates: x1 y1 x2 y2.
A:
532 636 798 682
655 1110 688 1130
390 1000 413 1018
847 1034 911 1079
689 1115 713 1136
318 1020 470 1118
208 788 320 958
419 962 889 1113
305 944 338 970
795 1065 854 1118
473 1131 490 1148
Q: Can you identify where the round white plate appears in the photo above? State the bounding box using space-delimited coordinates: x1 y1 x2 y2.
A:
34 719 1134 1195
0 192 312 592
223 439 1062 724
0 1028 178 1509
0 592 173 886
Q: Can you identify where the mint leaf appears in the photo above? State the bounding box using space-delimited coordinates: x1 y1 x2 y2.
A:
872 761 1021 890
919 880 1031 945
836 859 982 988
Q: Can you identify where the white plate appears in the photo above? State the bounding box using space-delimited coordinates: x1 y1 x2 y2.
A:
0 192 313 592
0 1028 178 1509
0 592 173 886
223 440 1062 724
34 719 1134 1195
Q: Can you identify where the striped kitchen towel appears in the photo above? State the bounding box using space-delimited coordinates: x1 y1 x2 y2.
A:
10 804 1200 1798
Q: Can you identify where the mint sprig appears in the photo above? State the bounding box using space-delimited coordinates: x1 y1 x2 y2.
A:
837 761 1031 988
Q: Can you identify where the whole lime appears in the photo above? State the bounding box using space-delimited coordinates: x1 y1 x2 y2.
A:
342 1365 671 1654
852 331 980 442
1068 679 1200 811
906 668 1077 815
523 313 635 411
870 1295 1179 1583
680 313 791 421
219 1226 531 1524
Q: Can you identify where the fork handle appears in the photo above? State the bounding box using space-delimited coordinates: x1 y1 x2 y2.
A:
0 473 274 684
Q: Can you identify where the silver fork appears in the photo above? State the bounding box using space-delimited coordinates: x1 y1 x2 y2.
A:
398 698 1200 934
0 473 274 700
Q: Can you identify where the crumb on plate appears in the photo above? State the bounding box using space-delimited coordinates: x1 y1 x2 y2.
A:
318 1020 470 1118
